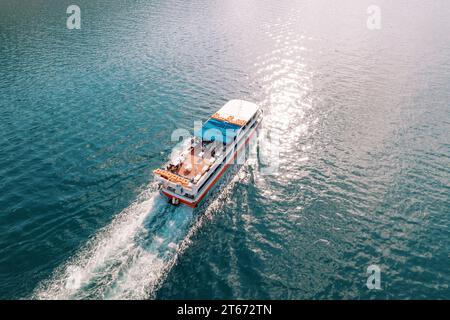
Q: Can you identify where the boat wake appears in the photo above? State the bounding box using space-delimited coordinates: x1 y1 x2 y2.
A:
32 183 195 300
32 168 242 300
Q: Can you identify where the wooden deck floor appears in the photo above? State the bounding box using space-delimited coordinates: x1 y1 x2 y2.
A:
175 153 211 180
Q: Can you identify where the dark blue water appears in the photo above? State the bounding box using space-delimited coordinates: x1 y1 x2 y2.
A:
0 0 449 299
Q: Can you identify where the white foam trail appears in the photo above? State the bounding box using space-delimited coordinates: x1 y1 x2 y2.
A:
33 163 248 300
33 183 168 300
104 205 193 299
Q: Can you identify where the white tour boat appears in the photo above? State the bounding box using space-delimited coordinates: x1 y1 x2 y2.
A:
153 99 262 207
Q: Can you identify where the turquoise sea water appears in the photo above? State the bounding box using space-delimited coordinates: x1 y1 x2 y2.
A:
0 0 449 299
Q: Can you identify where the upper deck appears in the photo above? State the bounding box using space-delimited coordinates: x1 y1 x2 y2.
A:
169 139 221 182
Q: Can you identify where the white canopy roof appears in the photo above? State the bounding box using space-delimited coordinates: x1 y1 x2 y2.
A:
216 100 260 123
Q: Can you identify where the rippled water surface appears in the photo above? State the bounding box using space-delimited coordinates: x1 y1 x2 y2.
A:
0 0 449 299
